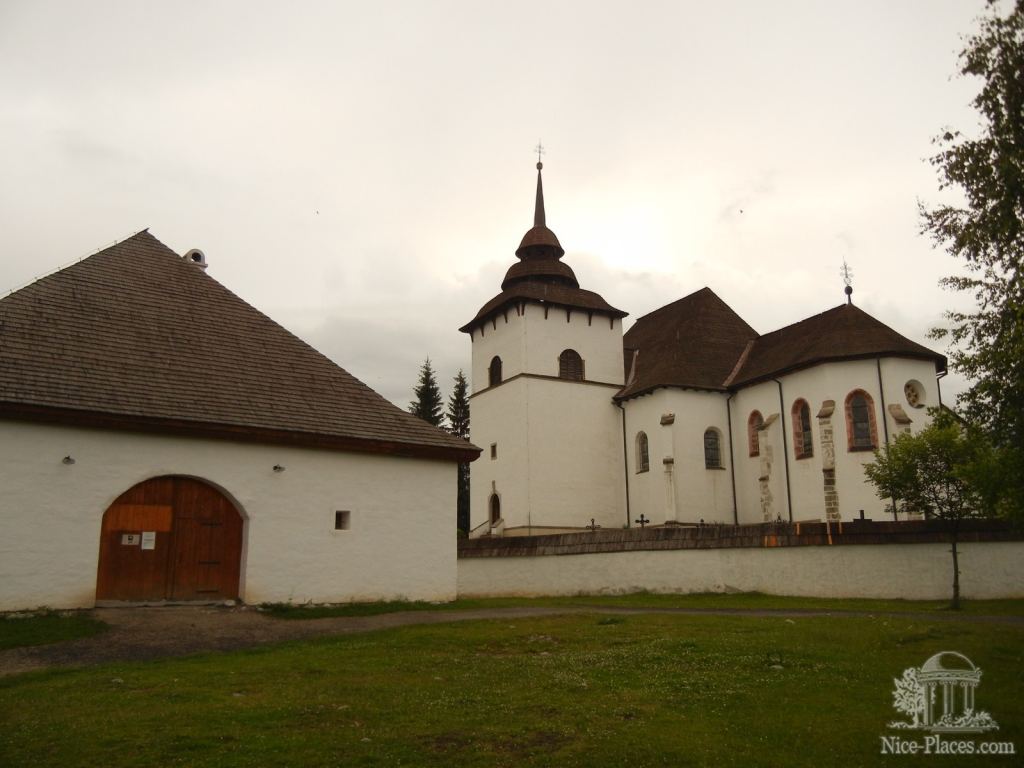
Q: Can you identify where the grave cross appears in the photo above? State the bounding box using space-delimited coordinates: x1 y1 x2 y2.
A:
634 514 650 529
586 518 601 532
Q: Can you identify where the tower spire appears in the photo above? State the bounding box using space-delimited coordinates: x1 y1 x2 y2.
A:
534 141 546 227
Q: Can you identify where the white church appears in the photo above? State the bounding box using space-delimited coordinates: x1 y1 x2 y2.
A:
463 162 947 536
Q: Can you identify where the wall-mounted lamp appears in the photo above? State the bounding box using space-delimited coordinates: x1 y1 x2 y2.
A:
273 464 285 473
62 455 76 465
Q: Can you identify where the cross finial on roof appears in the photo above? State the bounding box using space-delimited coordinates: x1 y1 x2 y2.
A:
535 140 545 170
841 260 854 304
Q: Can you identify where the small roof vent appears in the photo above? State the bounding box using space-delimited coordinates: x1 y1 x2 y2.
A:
184 248 207 270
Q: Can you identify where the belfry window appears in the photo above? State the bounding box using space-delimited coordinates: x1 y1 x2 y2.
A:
636 431 650 473
488 356 503 387
704 429 723 469
558 349 584 380
792 399 813 459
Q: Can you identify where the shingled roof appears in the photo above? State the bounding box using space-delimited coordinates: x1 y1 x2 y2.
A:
459 280 627 333
617 288 757 399
0 231 479 461
616 288 946 399
729 302 946 387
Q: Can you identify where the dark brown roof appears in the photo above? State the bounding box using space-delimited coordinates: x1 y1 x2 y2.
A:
502 258 578 289
617 288 757 399
516 225 564 258
730 303 946 386
616 290 947 399
460 280 627 334
0 231 479 461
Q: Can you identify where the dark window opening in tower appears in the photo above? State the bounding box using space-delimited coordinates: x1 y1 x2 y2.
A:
558 349 584 380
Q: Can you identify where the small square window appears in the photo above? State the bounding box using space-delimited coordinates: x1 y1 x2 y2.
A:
334 510 351 530
490 443 497 460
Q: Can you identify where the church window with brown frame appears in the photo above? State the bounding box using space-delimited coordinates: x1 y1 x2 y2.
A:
747 411 763 456
558 348 584 380
636 431 650 473
845 389 878 451
792 399 813 459
488 356 502 387
704 428 723 469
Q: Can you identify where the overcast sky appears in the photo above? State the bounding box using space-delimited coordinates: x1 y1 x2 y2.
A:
0 1 990 410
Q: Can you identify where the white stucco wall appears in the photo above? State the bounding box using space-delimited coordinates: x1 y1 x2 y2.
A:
623 389 734 525
458 541 1024 600
730 357 943 523
469 377 627 533
0 421 457 610
469 377 531 531
469 303 624 393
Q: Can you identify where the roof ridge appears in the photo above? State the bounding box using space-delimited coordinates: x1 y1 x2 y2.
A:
722 339 755 388
629 286 716 324
3 228 155 297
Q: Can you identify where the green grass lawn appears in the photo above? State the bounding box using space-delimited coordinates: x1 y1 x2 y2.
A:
0 610 107 651
2 611 1021 767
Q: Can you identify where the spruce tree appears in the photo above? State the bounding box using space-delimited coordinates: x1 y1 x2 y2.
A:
408 358 444 427
447 370 471 533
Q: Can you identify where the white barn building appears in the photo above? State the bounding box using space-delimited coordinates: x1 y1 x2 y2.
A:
0 232 479 610
463 164 946 536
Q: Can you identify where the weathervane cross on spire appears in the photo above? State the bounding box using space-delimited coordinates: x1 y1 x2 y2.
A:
535 140 545 168
841 260 854 304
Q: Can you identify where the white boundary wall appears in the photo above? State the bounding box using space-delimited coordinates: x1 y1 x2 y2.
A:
458 542 1024 600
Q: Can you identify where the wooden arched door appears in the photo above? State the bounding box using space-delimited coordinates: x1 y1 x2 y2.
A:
96 477 243 602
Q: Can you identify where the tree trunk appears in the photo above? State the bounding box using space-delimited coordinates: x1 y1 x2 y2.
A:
950 535 961 610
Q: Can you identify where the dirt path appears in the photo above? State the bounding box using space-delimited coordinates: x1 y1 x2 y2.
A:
3 604 1020 677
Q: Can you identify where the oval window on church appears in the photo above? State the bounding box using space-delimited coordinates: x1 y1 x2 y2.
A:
904 380 926 409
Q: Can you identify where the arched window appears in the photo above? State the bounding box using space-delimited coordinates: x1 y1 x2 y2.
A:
748 411 763 457
792 399 813 459
558 349 584 380
845 389 878 451
636 431 650 473
488 356 502 387
489 493 501 525
704 428 723 469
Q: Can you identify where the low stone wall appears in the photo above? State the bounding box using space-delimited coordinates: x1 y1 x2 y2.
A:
456 520 1024 600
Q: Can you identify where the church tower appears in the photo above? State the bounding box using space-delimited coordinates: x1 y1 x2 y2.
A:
460 159 628 536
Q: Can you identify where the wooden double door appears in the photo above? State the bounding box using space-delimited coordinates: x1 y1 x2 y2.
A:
96 476 243 602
